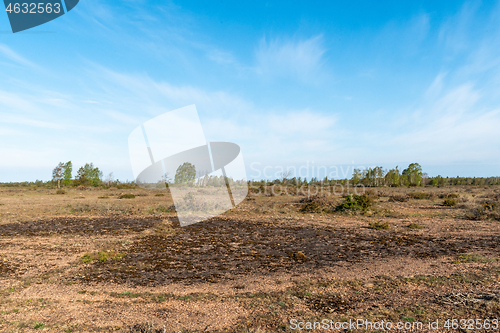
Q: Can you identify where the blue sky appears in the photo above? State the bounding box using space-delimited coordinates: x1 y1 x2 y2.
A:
1 0 500 182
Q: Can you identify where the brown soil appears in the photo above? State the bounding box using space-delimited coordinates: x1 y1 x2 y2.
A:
0 185 499 332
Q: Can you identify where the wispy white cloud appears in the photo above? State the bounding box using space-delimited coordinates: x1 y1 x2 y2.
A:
425 72 447 99
255 35 327 81
438 1 479 53
0 44 39 69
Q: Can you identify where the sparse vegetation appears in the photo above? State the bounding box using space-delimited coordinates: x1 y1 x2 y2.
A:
466 199 500 221
368 220 390 230
148 205 172 214
119 194 136 199
456 254 498 263
408 192 433 200
81 250 126 263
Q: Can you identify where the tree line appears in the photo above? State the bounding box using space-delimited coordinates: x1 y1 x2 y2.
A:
1 161 491 189
52 161 106 188
257 162 500 187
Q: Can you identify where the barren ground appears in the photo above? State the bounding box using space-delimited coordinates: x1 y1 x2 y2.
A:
0 185 499 332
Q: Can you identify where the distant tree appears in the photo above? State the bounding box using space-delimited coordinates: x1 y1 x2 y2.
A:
422 172 428 186
351 168 362 184
400 174 409 186
75 163 103 187
374 166 385 186
402 163 423 186
63 161 72 186
279 170 292 184
52 162 64 189
105 172 114 186
436 175 445 186
174 162 196 184
385 167 400 186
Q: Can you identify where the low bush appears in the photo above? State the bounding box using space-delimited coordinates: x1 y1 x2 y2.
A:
389 194 409 202
300 201 322 213
407 223 423 229
336 194 373 212
119 194 135 199
466 199 500 221
439 193 460 199
56 189 66 195
299 195 335 213
407 192 435 200
443 198 458 207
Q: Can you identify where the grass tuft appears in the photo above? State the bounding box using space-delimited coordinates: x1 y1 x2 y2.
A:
34 323 45 329
368 220 390 230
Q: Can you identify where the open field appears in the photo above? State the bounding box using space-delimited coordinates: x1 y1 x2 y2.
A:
0 185 499 332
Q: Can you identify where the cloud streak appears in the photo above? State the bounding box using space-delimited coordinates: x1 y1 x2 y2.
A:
255 35 327 82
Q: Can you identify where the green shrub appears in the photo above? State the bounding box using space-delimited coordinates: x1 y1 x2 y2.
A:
407 223 423 229
119 194 135 199
81 253 93 263
97 251 109 262
155 193 165 197
81 251 125 263
98 196 109 199
56 189 66 195
336 194 373 212
443 198 458 207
